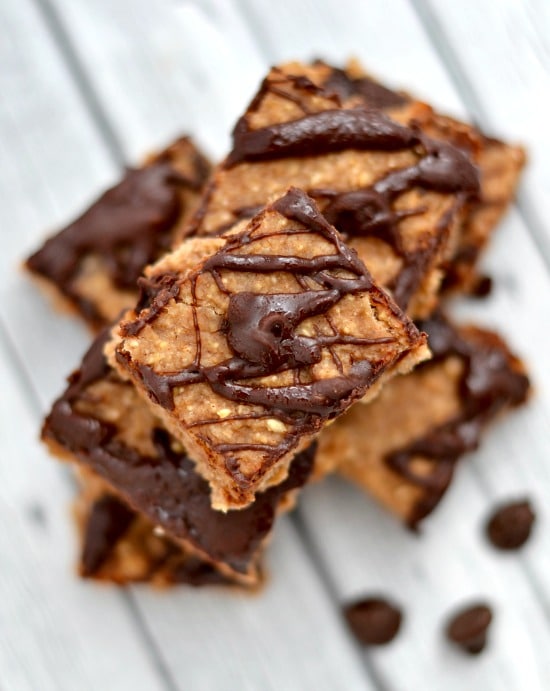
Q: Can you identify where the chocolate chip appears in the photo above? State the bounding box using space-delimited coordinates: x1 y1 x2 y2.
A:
446 603 493 654
486 500 535 550
471 274 493 298
343 597 402 645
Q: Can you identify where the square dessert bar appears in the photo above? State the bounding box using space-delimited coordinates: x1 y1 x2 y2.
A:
111 188 429 510
183 61 482 318
316 59 525 294
26 136 210 329
316 313 530 527
74 471 236 587
43 328 315 586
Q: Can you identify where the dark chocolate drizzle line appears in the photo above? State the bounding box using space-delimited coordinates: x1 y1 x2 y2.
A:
312 134 478 307
321 65 409 110
43 329 316 575
385 313 530 528
227 108 418 167
239 69 339 120
120 188 395 477
27 152 208 326
122 272 182 337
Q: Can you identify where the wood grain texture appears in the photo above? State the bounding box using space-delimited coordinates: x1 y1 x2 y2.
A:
0 0 117 276
0 337 171 691
0 1 378 689
415 0 550 262
134 520 375 691
1 0 550 689
165 0 550 688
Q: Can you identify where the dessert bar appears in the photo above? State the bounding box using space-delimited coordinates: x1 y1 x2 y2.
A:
316 313 529 526
26 137 210 328
43 328 315 586
183 61 481 318
111 188 428 510
75 470 234 587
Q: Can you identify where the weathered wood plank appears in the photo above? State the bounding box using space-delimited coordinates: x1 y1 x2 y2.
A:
0 333 170 691
3 0 550 688
1 1 378 688
169 0 550 688
413 0 550 260
0 0 117 276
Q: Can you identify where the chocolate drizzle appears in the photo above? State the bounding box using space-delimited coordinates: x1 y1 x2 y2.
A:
315 137 478 307
227 108 418 167
27 145 209 326
120 189 397 474
122 272 181 337
385 314 530 527
43 328 316 575
322 65 409 110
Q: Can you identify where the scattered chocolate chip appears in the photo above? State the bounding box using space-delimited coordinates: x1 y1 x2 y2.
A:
446 603 493 654
343 597 402 645
471 274 493 298
486 499 535 550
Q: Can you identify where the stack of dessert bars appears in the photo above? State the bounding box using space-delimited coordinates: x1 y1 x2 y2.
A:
26 60 529 587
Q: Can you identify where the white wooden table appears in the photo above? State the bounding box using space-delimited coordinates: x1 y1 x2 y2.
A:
1 1 549 689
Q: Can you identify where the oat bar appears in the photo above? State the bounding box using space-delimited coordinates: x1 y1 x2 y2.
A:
26 137 210 328
316 313 529 527
110 188 429 510
182 61 481 318
42 328 315 585
74 471 236 587
318 60 525 293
